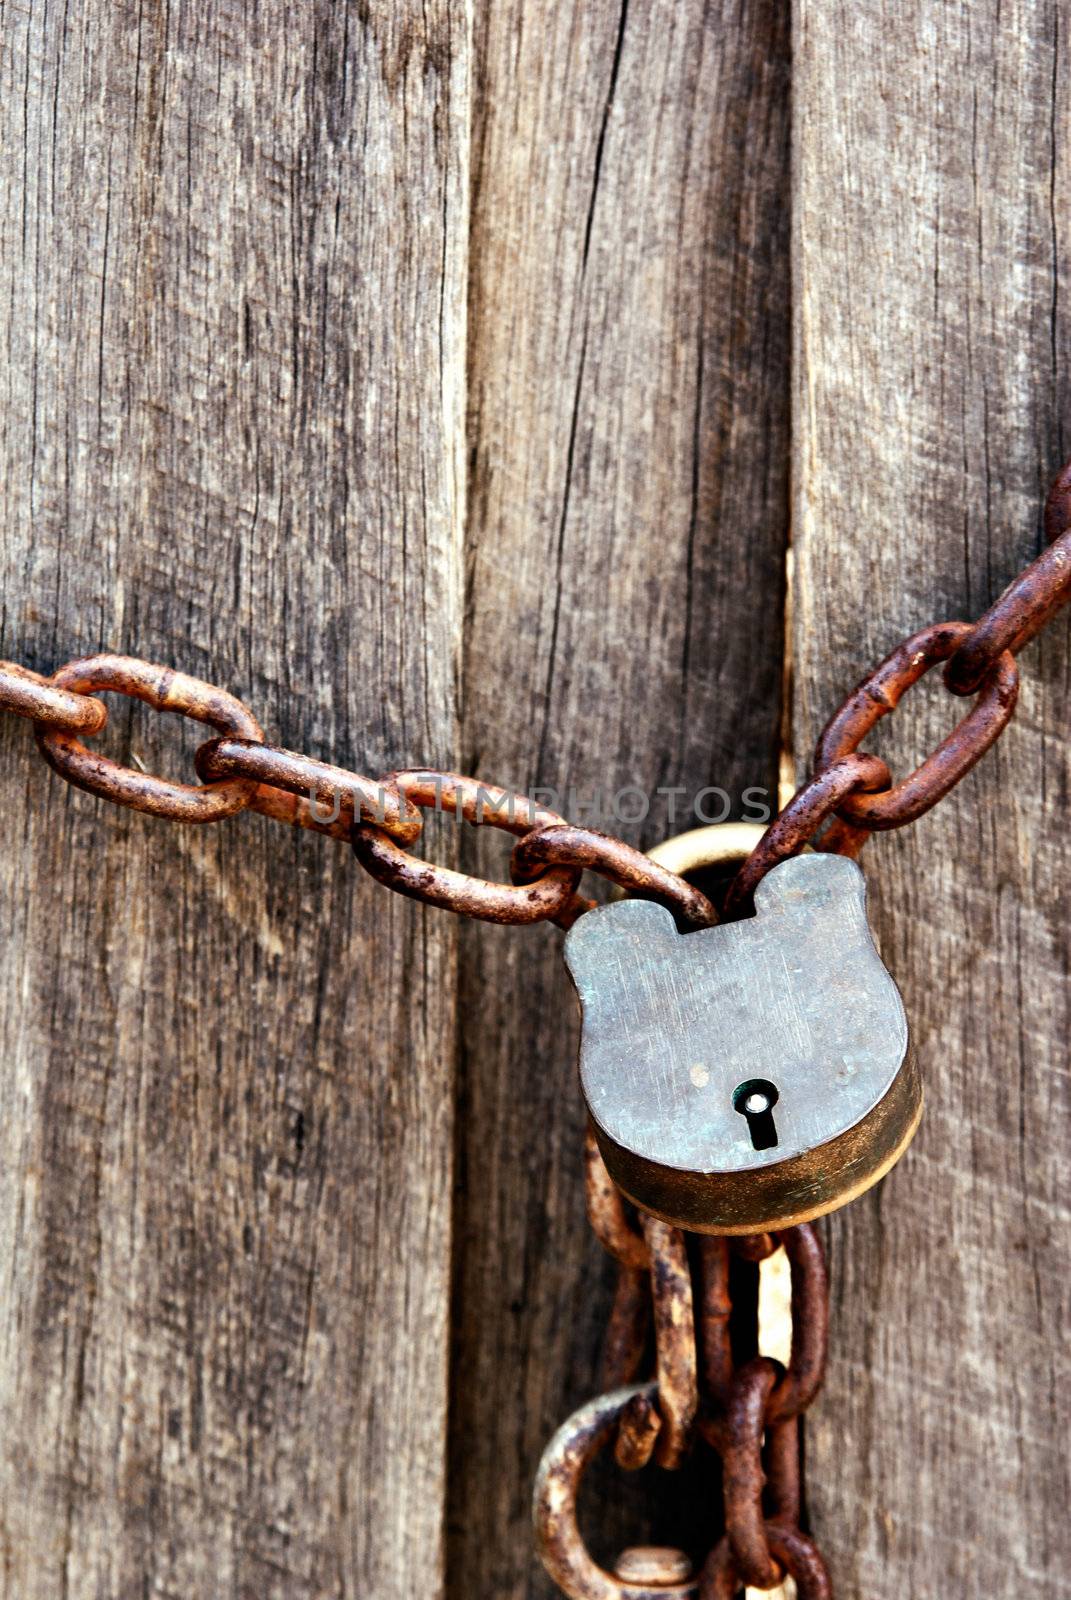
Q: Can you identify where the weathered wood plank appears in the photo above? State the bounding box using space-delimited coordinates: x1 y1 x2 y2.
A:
0 5 467 1596
453 5 791 1592
795 4 1071 1595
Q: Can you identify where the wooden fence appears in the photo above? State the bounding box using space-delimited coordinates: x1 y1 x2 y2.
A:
0 4 1065 1597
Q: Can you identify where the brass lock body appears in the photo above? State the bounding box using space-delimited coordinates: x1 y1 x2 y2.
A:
565 851 921 1233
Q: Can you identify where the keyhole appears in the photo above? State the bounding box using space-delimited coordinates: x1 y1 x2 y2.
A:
733 1079 780 1151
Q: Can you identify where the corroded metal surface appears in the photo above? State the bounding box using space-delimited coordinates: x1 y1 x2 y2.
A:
814 621 1019 829
640 1215 697 1470
725 455 1071 906
0 660 107 733
566 852 920 1233
351 770 584 924
699 1526 832 1599
196 736 424 842
537 1139 832 1600
533 1384 698 1600
724 753 890 913
6 439 1071 914
512 824 717 930
35 654 264 822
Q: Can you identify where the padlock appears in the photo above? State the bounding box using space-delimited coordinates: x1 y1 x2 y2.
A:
565 850 921 1233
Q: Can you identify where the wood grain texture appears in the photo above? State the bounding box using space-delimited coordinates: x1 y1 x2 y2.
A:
452 4 790 1593
795 4 1071 1595
11 5 1063 1598
0 4 467 1596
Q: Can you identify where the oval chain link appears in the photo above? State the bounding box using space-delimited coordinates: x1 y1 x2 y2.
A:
814 622 1019 829
35 655 265 822
351 771 586 925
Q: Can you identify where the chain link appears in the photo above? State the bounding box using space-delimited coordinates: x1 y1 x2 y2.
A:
0 660 107 734
196 735 425 843
813 622 1019 828
34 655 265 822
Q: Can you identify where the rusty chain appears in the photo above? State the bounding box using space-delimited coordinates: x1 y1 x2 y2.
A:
2 458 1069 927
724 456 1071 911
2 458 1071 1594
0 656 720 931
533 1132 831 1598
